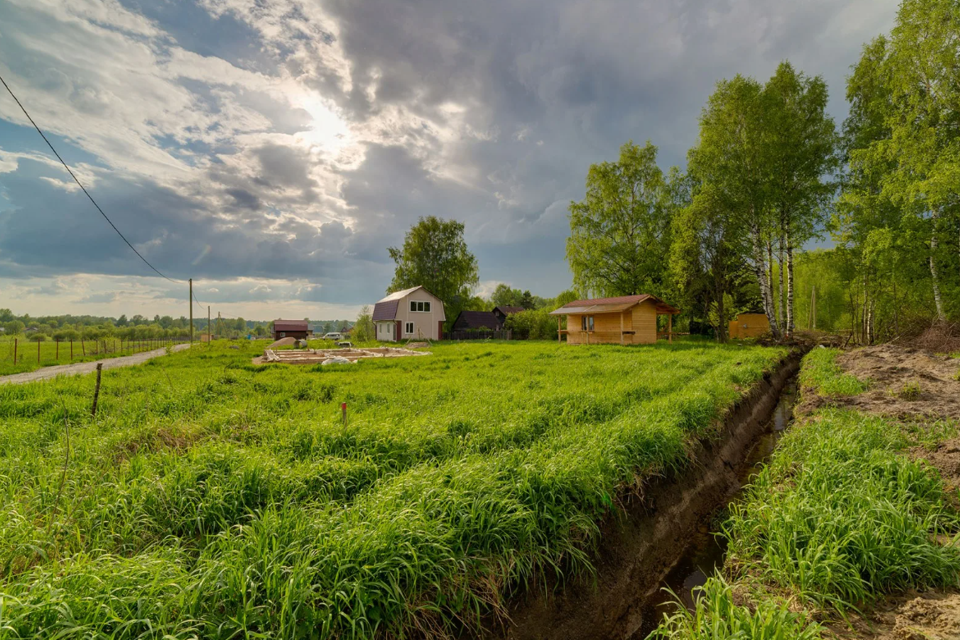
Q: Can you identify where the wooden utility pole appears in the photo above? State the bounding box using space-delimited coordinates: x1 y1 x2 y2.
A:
208 306 211 343
189 278 194 343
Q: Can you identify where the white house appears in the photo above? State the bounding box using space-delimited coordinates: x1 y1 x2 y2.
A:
372 286 446 341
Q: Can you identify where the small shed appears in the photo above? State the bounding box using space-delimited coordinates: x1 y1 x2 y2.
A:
492 306 524 325
550 294 680 345
728 313 770 339
452 310 502 332
273 319 312 341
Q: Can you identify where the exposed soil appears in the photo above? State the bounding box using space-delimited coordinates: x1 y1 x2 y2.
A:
910 438 960 500
493 352 804 640
267 337 298 349
830 345 960 420
826 591 960 640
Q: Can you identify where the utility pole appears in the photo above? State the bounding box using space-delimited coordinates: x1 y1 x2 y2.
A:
189 278 194 343
208 306 211 343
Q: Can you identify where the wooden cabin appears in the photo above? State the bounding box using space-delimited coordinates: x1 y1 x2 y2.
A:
550 294 680 345
273 319 312 341
728 313 770 339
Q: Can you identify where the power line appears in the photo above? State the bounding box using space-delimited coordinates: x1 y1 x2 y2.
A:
0 73 178 283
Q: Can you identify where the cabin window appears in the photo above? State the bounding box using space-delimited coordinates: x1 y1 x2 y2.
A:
580 316 594 331
405 322 414 335
410 301 431 312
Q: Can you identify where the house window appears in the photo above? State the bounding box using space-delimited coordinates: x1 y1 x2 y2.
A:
580 316 594 331
409 301 431 312
405 322 414 335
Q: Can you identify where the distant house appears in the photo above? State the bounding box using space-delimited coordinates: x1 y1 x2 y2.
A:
492 306 524 325
728 313 770 339
373 286 446 341
452 310 501 332
550 294 680 345
273 319 312 341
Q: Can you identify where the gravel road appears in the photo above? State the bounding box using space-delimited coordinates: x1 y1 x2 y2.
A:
0 343 192 385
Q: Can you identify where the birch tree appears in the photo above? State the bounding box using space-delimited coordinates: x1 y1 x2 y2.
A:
763 62 840 336
691 76 783 339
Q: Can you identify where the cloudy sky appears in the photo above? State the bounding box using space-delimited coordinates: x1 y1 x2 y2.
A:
0 0 897 321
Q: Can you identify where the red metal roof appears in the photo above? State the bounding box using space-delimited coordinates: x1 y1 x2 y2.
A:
372 299 400 321
273 319 309 331
550 294 679 315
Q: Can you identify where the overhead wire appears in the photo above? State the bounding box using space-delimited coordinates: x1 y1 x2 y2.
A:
1 73 179 284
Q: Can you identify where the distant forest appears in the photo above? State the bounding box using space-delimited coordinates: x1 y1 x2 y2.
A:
0 309 353 341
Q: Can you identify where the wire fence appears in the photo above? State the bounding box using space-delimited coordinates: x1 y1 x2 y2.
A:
0 336 193 374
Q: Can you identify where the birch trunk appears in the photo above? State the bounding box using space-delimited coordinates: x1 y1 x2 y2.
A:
786 228 794 336
777 236 785 332
752 222 781 340
930 210 945 321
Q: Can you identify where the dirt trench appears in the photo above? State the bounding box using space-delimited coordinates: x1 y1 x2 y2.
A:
493 351 803 640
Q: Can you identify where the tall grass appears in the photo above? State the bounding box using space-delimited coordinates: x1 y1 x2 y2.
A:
798 347 869 397
0 340 785 638
648 576 823 640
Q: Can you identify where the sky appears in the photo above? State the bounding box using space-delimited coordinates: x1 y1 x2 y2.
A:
0 0 899 321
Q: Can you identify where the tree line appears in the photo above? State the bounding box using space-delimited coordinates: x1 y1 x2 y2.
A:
363 0 957 345
568 0 958 342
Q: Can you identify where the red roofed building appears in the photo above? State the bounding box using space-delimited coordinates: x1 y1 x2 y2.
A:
549 294 679 345
272 319 312 341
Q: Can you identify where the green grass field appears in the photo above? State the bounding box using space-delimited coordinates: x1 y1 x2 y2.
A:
0 337 187 376
0 340 785 639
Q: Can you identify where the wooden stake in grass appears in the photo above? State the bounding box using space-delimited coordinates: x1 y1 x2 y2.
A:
341 402 348 428
91 362 103 418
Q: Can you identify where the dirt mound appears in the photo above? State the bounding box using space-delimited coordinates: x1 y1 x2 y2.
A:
831 591 960 640
907 322 960 354
833 345 960 420
267 337 297 349
406 341 429 349
910 438 960 504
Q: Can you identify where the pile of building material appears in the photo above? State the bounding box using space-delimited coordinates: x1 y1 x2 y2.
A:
260 347 429 365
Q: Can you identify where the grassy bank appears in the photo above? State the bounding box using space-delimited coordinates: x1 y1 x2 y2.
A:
651 348 960 639
0 340 783 638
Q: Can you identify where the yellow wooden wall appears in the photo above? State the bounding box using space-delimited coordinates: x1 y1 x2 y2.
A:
729 313 770 339
630 301 657 344
564 301 660 345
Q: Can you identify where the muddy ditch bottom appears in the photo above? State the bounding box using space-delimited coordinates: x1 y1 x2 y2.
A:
498 352 803 640
635 378 798 636
257 347 430 365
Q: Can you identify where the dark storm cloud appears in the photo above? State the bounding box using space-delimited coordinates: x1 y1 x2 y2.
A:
0 0 897 307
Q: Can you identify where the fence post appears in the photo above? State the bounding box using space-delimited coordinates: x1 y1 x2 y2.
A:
71 340 74 360
38 339 41 363
82 340 86 356
91 363 103 418
56 339 59 361
13 338 17 365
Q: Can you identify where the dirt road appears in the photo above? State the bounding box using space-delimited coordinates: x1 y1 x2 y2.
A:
0 343 192 385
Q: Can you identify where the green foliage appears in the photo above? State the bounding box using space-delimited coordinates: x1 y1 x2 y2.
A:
839 0 960 324
567 141 677 299
649 576 823 640
353 306 375 343
725 408 960 611
799 348 870 397
388 216 480 324
898 379 922 400
0 341 784 638
503 308 557 339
